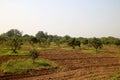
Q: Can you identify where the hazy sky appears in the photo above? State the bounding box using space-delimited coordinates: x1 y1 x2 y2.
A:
0 0 120 38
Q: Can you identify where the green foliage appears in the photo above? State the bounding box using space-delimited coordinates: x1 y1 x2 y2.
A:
7 36 23 53
101 37 110 45
29 49 39 60
101 37 120 46
90 38 103 53
115 39 120 47
6 29 22 37
29 37 38 47
107 36 117 45
52 35 61 47
35 31 48 47
2 29 23 53
39 38 48 47
68 38 81 49
0 36 7 45
1 59 58 73
30 37 38 44
46 38 52 47
82 38 88 45
36 31 47 39
0 29 120 53
62 35 71 43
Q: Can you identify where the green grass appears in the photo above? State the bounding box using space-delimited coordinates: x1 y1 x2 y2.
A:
61 47 81 50
62 47 113 54
0 49 11 55
81 49 113 54
0 49 29 55
1 58 58 73
61 46 113 54
81 49 96 54
22 44 54 51
61 47 74 50
0 47 54 56
108 69 120 80
36 47 53 50
60 45 119 54
113 49 120 53
15 50 29 55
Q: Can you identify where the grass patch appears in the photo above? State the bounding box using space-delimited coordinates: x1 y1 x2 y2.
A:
0 49 29 56
0 49 11 55
36 47 53 51
61 47 73 50
81 49 96 54
61 47 81 50
108 69 120 80
1 59 58 73
81 49 113 54
10 50 29 55
113 49 120 53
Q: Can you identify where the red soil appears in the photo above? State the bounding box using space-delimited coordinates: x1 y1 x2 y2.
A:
0 49 120 80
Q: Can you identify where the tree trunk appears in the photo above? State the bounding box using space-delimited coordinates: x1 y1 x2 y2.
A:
13 48 17 53
96 49 98 53
72 45 75 49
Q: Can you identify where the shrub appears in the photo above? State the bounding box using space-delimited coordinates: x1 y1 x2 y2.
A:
29 49 39 60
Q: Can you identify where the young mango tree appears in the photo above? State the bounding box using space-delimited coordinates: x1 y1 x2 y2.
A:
8 36 23 53
30 37 38 47
29 49 39 63
6 29 23 53
68 38 81 49
90 38 103 53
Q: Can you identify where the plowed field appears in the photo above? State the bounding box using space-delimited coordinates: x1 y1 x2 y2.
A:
0 49 120 80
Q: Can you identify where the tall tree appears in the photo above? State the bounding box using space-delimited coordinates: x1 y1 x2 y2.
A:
30 37 38 47
6 29 22 37
36 31 48 47
36 31 46 39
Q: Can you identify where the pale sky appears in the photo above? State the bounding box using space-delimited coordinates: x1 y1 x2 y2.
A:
0 0 120 38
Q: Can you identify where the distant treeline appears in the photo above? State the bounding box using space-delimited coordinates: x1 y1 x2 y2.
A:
0 29 120 53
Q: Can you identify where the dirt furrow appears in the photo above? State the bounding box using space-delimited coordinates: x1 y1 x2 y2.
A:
0 49 120 80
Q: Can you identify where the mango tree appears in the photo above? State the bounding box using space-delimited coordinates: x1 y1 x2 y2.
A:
6 29 23 53
90 38 103 53
68 38 81 49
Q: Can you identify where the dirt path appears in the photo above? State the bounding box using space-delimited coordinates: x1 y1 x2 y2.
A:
0 49 120 80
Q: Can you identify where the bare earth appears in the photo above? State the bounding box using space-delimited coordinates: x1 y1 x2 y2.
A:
0 49 120 80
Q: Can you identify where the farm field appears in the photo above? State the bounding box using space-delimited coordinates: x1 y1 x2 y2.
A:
0 48 120 80
0 29 120 80
1 0 120 80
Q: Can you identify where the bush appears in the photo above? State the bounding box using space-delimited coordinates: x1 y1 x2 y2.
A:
29 49 39 60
